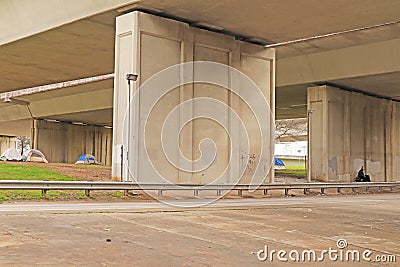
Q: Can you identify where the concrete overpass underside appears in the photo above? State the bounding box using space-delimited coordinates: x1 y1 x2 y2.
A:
0 0 399 179
1 1 400 119
0 78 113 164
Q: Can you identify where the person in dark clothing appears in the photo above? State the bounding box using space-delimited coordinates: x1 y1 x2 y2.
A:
356 166 371 182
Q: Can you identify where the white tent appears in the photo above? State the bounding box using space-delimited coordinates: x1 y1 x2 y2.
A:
23 149 48 163
0 148 23 161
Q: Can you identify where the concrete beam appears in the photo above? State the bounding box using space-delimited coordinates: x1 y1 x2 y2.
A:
0 88 112 123
277 38 400 87
29 88 112 119
0 0 137 45
0 120 32 136
0 74 113 101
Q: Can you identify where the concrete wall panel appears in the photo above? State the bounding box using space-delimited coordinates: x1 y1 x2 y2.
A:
239 52 275 183
327 101 344 181
193 45 230 184
138 33 182 183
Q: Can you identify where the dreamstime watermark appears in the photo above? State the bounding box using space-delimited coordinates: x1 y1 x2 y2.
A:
255 238 396 263
122 61 274 207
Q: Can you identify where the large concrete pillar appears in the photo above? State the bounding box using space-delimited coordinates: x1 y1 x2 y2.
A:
32 120 112 165
308 85 399 182
112 11 275 184
0 136 17 154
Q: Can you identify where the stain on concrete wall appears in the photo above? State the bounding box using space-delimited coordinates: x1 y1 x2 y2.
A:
328 156 338 176
366 160 382 175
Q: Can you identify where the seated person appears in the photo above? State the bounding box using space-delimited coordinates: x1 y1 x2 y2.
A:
356 166 371 182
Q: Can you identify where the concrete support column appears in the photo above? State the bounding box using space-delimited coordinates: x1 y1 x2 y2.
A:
112 11 275 184
32 120 112 165
392 102 400 181
308 85 398 182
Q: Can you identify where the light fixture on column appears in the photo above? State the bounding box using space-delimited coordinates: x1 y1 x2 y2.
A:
124 73 139 182
126 73 138 82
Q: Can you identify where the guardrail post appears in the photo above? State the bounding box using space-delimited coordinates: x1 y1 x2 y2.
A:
320 188 325 194
263 189 268 196
390 187 393 191
124 190 129 196
303 188 308 194
352 188 356 193
378 186 382 192
158 190 163 196
41 189 47 198
337 188 341 194
284 189 289 196
366 186 369 192
238 189 242 196
194 190 199 196
85 190 91 197
217 190 222 196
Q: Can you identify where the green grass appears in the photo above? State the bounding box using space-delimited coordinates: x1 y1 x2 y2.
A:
0 163 77 181
276 166 307 178
284 165 306 170
0 163 83 201
0 190 86 201
0 163 140 201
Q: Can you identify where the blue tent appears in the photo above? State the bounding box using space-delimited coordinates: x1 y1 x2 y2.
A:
75 154 97 164
274 157 285 169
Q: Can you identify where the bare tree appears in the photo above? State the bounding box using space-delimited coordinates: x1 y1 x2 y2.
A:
16 136 30 155
275 118 307 142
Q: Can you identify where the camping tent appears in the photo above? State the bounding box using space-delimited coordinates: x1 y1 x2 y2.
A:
274 157 286 170
0 148 23 161
23 149 48 163
75 154 98 165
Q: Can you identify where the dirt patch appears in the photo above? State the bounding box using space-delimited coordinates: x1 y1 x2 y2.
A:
39 163 112 181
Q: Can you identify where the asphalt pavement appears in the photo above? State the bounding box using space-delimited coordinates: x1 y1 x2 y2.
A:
0 194 398 266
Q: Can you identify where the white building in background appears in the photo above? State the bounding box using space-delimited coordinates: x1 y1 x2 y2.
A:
275 141 307 167
275 141 307 157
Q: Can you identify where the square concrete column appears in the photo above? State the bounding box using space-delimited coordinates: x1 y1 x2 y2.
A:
112 11 275 184
308 85 398 182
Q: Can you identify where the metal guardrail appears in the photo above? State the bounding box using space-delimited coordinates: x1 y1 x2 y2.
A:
0 180 399 197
